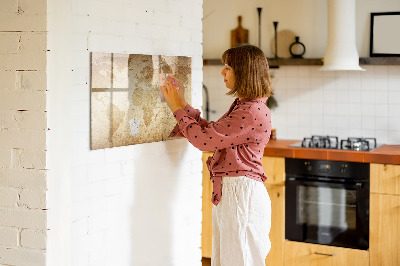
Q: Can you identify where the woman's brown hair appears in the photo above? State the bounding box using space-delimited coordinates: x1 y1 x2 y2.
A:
221 44 273 99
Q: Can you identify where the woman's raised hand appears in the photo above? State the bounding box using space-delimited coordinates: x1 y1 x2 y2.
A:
161 76 185 113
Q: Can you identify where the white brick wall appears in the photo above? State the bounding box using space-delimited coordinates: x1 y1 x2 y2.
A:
0 0 48 265
47 1 203 266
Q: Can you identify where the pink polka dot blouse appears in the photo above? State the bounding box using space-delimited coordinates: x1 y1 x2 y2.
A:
170 97 272 206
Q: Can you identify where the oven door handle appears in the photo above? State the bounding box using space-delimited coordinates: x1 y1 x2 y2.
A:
287 177 364 189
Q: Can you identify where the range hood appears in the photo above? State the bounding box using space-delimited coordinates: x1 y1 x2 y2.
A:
320 0 365 71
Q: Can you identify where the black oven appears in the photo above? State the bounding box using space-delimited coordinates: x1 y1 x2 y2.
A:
285 158 369 250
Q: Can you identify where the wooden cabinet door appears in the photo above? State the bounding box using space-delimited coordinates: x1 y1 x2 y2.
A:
262 156 285 186
370 163 400 195
284 241 369 266
264 184 284 266
201 152 213 258
370 193 400 266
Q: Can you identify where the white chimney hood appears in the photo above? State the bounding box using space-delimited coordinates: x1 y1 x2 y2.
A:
320 0 365 71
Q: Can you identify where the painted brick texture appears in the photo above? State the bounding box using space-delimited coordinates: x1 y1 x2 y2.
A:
0 0 47 265
46 0 203 266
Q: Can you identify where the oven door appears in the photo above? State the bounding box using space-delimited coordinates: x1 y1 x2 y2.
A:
285 177 369 250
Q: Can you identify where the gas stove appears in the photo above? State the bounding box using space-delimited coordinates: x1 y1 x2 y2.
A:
289 135 381 151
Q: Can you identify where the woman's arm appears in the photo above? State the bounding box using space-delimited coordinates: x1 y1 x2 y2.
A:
162 77 211 137
172 106 257 152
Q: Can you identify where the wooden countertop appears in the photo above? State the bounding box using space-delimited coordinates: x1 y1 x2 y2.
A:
263 139 400 165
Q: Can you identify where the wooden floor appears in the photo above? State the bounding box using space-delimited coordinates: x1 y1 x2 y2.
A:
202 257 211 266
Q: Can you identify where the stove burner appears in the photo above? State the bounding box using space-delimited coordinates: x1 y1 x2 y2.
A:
340 137 377 151
301 135 339 149
294 136 378 151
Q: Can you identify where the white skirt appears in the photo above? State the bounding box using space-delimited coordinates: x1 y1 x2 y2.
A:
212 176 271 266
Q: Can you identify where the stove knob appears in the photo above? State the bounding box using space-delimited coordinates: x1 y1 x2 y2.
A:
340 164 347 174
305 162 312 171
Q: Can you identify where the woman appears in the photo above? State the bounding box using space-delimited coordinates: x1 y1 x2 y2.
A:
161 44 273 266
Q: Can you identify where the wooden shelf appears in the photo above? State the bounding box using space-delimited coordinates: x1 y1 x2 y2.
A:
203 58 323 67
203 57 400 67
268 58 322 67
359 57 400 65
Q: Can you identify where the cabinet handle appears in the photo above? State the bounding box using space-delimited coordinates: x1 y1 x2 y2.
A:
314 252 335 257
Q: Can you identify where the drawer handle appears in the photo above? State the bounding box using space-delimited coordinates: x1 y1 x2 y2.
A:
314 252 335 257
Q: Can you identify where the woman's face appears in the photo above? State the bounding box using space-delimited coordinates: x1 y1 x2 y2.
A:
220 64 235 89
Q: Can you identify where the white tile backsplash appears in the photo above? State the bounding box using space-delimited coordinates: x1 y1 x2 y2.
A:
204 64 400 144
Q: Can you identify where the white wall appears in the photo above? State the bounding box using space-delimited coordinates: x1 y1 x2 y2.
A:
0 0 48 265
47 0 203 266
203 0 400 58
203 0 400 145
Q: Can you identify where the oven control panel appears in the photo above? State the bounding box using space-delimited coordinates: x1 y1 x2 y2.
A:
286 158 369 180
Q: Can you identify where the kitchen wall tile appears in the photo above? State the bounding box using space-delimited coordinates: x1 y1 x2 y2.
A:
323 115 336 129
374 130 389 144
349 116 362 129
311 102 324 114
361 90 375 103
361 73 375 91
310 77 324 89
286 77 299 89
348 90 362 103
322 70 335 78
273 76 287 90
349 128 363 137
375 104 389 117
388 117 400 131
388 131 400 143
204 65 400 144
374 117 389 130
336 90 349 103
389 104 400 117
374 65 388 77
298 67 311 78
298 77 311 89
272 67 286 78
336 115 348 129
387 65 400 76
311 127 325 136
348 71 362 90
336 128 349 140
388 91 400 104
285 66 298 77
298 102 312 115
362 129 375 138
311 114 324 128
323 86 336 103
348 103 362 116
361 104 375 117
323 103 336 115
388 76 400 91
298 89 313 103
374 90 388 104
287 113 300 127
362 116 375 130
374 77 388 91
311 86 323 101
336 103 349 116
335 72 349 90
310 66 323 77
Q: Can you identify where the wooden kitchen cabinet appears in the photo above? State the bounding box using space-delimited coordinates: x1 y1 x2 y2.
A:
284 241 369 266
202 152 213 258
201 154 286 266
370 163 400 195
262 156 285 266
264 184 285 266
370 163 400 266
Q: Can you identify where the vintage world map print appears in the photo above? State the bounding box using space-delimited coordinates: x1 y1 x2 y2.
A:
90 52 191 150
